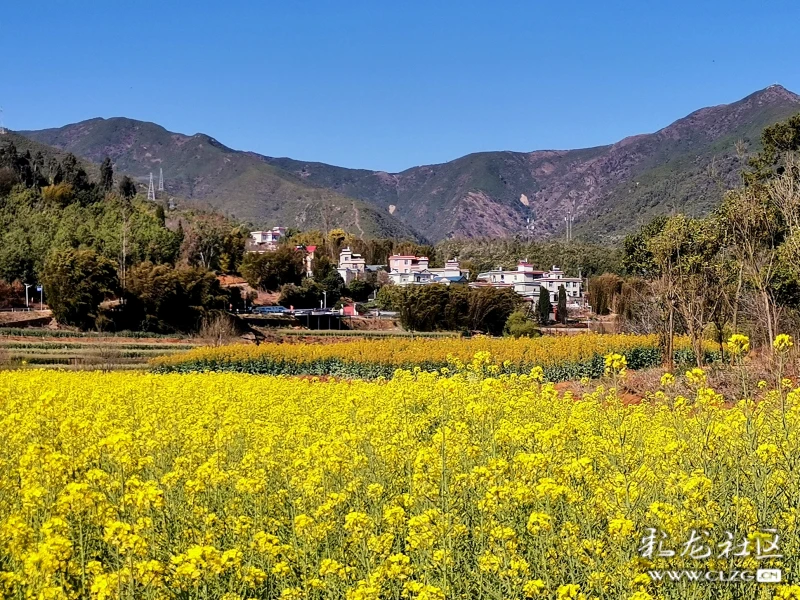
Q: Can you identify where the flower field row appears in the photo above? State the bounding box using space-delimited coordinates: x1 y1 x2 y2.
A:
151 334 712 380
0 368 797 599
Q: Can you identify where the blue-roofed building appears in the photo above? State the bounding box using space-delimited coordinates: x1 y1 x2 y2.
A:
434 275 468 286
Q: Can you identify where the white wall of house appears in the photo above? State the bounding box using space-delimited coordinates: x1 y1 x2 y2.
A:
249 227 287 249
339 247 366 273
388 270 436 286
338 267 358 285
473 263 585 306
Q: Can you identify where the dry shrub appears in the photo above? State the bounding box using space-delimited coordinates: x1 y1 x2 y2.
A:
198 312 240 347
619 350 786 405
98 347 124 371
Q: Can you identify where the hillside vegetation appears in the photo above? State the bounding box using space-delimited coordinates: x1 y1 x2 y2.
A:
0 137 248 333
20 119 423 241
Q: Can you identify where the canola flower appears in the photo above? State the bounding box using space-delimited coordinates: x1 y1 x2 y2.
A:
151 334 713 381
775 334 794 353
603 353 627 378
0 365 799 599
727 334 751 357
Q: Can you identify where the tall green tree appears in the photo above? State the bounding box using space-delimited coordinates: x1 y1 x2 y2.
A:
180 215 239 271
241 247 304 291
468 287 519 335
623 216 678 367
717 186 782 346
220 228 247 274
537 286 552 325
648 215 725 366
557 284 568 324
99 157 114 192
747 114 800 183
60 153 90 192
118 175 137 199
123 262 229 332
42 248 118 330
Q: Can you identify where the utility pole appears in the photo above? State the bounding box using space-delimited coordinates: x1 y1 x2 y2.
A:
120 199 130 307
147 173 156 201
24 283 32 308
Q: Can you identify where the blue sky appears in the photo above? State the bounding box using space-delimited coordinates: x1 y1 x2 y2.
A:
2 1 798 172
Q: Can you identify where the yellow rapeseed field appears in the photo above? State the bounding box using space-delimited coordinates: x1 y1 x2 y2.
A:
152 334 707 380
1 354 798 599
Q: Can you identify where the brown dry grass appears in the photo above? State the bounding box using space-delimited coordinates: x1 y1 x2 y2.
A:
619 351 795 405
552 349 797 407
198 313 242 347
0 310 52 325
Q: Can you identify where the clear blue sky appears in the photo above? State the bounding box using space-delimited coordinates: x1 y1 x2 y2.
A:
2 1 798 172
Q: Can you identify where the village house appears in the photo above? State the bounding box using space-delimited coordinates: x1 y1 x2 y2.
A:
538 266 584 306
388 269 436 286
473 261 545 298
248 227 287 252
388 257 469 287
471 262 585 306
337 247 366 285
388 253 430 274
427 259 470 281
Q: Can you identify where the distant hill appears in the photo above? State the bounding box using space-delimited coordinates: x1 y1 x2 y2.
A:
19 119 423 242
264 85 800 242
20 85 800 243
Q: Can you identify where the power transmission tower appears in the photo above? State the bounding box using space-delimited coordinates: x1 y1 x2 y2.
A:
525 214 535 241
158 167 164 193
564 201 575 242
147 172 156 201
564 211 572 242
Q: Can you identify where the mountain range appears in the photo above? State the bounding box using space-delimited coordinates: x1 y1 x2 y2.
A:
19 85 800 243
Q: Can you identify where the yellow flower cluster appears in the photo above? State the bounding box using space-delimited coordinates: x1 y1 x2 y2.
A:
727 333 751 356
775 334 794 353
603 353 627 379
0 368 798 599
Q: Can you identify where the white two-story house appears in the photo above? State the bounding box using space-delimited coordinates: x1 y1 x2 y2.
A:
337 247 366 285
